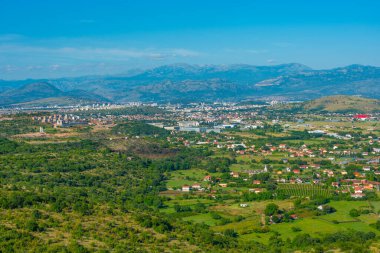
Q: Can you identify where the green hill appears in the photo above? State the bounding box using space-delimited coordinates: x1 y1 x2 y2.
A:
0 82 108 106
303 95 380 113
13 97 102 107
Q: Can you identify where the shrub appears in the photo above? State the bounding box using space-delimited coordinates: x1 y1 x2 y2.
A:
291 226 302 232
223 229 238 238
264 203 279 216
210 212 222 219
349 208 360 217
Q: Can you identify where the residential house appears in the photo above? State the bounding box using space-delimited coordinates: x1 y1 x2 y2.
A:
203 175 212 182
192 184 202 190
230 172 240 178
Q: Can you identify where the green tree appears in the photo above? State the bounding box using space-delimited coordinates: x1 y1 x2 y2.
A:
223 229 238 238
349 208 360 217
265 203 279 216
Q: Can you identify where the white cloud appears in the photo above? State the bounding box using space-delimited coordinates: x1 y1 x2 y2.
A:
26 65 43 71
0 45 201 62
0 44 202 79
50 64 61 71
169 48 200 57
1 65 18 72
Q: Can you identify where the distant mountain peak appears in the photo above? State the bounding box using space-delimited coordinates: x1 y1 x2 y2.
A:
1 63 379 104
278 63 312 70
3 82 61 96
0 82 108 106
334 64 380 71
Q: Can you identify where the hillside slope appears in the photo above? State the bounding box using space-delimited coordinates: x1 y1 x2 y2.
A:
1 64 380 103
302 95 380 113
0 82 108 106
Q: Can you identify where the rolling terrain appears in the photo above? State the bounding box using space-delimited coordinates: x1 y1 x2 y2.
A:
0 82 109 106
302 95 380 113
1 63 379 105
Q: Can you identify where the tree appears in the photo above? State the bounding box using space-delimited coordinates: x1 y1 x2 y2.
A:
291 226 302 232
173 204 191 213
223 229 238 238
293 199 302 209
322 205 336 214
349 208 360 217
266 182 277 191
25 218 43 232
272 215 281 223
373 220 380 230
210 212 222 219
265 203 279 216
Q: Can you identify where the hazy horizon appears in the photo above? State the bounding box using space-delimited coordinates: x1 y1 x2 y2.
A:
1 62 380 81
1 0 380 79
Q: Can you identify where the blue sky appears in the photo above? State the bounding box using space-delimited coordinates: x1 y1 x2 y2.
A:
0 0 379 79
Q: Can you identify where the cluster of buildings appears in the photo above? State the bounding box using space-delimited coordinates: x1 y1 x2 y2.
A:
337 179 380 198
32 114 88 128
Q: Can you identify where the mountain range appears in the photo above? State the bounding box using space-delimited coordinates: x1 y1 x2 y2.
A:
0 82 109 106
0 63 379 106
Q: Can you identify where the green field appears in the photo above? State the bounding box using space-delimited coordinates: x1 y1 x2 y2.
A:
277 183 334 198
165 168 210 188
162 194 380 243
183 213 219 226
267 201 380 240
229 164 252 172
